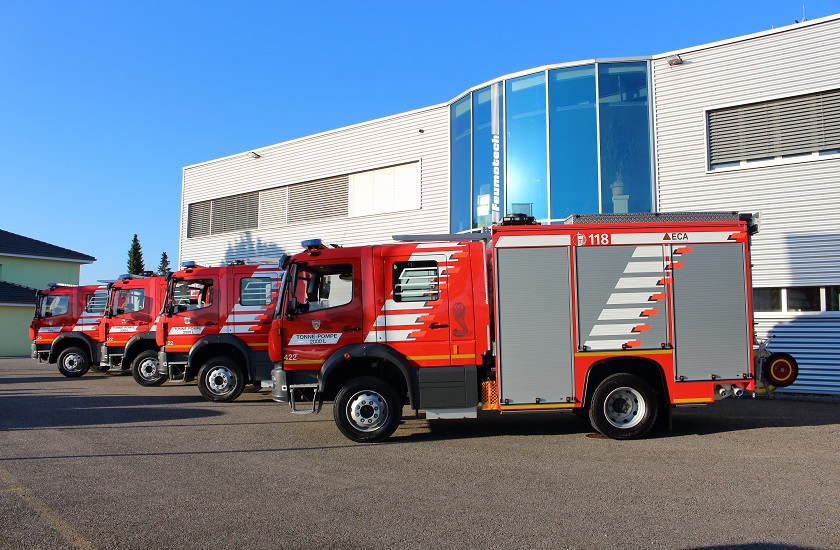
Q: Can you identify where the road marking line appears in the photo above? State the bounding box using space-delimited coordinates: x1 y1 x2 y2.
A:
0 464 96 549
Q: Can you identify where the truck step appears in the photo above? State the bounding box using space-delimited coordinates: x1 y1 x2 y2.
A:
289 383 321 415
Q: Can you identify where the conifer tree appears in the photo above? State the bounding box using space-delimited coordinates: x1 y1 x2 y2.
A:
127 234 145 275
157 251 170 276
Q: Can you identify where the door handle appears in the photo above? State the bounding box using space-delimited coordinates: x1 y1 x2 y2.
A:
205 321 217 326
342 326 361 332
429 323 449 329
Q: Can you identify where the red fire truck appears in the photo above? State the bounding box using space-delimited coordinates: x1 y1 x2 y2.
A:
155 261 284 402
269 212 799 442
30 283 108 377
99 274 168 386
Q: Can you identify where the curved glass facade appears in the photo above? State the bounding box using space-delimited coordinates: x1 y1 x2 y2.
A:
450 61 653 230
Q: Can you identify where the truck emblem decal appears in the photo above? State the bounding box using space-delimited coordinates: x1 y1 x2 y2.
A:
312 320 321 331
452 302 472 337
184 317 191 325
575 232 586 246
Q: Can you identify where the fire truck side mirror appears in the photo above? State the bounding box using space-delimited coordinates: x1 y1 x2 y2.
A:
164 302 175 316
285 298 298 319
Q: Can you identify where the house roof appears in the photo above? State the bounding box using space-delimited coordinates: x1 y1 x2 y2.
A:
0 280 38 306
0 229 95 263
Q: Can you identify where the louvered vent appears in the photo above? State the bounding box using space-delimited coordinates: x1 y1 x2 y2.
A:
211 192 258 234
288 175 349 224
708 88 840 166
187 201 211 238
259 187 288 228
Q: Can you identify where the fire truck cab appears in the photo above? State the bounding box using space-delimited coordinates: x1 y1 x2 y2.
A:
30 283 108 377
100 274 168 386
156 261 284 402
270 212 791 442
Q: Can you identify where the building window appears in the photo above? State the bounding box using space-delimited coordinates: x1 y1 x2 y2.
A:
708 88 840 169
506 73 548 221
753 288 782 312
392 260 439 303
188 201 211 238
348 164 417 218
288 176 348 224
473 84 504 228
549 65 598 219
754 286 840 313
598 62 652 214
451 96 472 233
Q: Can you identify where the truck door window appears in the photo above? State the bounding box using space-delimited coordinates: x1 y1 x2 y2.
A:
86 291 108 314
113 289 145 314
173 280 213 311
293 264 353 313
392 261 439 302
42 295 68 317
240 277 272 306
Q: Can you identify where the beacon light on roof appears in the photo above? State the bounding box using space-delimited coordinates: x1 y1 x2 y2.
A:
302 239 327 251
181 261 197 268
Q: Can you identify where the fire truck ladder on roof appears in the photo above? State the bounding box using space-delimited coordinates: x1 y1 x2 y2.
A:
288 383 321 414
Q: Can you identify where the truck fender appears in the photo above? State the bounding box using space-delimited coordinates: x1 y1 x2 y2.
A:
123 332 158 363
320 344 416 409
50 332 98 364
188 334 251 376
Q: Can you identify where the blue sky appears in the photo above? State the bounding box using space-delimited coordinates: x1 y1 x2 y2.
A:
1 0 837 284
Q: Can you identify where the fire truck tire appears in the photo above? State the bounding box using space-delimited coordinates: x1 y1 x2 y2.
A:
131 350 167 387
762 352 798 388
589 373 658 440
197 358 245 402
333 376 402 443
57 347 91 378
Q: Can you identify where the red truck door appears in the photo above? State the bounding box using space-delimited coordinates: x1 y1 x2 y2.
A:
166 276 221 348
378 252 452 366
280 259 363 370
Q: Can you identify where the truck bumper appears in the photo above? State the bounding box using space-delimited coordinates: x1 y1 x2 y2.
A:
271 367 289 403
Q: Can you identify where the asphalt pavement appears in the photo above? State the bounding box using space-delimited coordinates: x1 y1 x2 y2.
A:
1 357 838 549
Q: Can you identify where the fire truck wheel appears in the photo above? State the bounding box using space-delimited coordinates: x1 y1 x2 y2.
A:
57 347 91 377
197 358 245 402
763 352 798 388
589 373 658 440
333 376 402 443
131 350 167 387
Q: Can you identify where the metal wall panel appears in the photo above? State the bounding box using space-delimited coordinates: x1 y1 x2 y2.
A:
180 105 449 267
653 16 840 393
672 243 750 381
496 247 574 404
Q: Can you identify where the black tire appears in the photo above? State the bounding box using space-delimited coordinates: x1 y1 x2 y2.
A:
333 376 402 443
57 347 91 377
763 352 798 388
197 358 245 402
131 350 167 387
588 373 658 440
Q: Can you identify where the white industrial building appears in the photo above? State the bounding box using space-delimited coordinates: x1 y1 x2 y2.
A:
180 14 840 394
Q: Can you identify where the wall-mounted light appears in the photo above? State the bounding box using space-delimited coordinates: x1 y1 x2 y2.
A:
418 129 424 134
666 54 684 66
249 151 261 158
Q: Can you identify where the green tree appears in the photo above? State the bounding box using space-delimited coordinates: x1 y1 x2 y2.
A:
157 251 171 276
127 234 145 275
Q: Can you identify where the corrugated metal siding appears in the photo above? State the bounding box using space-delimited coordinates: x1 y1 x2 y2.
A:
754 314 840 395
180 105 449 266
652 17 840 394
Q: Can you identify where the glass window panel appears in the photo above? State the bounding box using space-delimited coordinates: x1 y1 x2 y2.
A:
827 287 840 311
450 96 472 233
505 73 547 220
473 84 504 228
598 62 652 214
753 288 782 312
787 287 821 312
549 65 599 219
